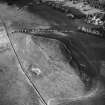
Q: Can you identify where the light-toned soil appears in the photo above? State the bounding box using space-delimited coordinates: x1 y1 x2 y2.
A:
10 32 85 103
0 20 41 105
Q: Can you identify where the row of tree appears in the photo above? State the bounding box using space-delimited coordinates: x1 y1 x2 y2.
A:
87 0 105 9
0 0 32 6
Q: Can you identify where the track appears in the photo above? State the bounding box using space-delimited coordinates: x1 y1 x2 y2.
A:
0 16 48 105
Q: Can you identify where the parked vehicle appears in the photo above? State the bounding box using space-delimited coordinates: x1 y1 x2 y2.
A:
83 8 91 11
60 5 70 13
45 1 53 6
54 3 62 9
35 0 42 5
66 13 75 19
83 2 89 5
50 2 56 7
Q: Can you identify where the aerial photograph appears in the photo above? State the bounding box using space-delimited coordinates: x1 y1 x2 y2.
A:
0 0 105 105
